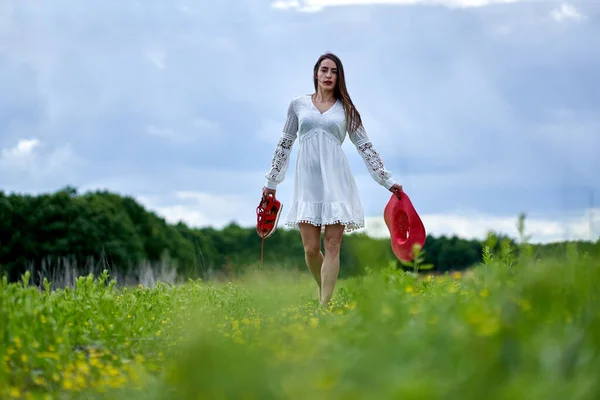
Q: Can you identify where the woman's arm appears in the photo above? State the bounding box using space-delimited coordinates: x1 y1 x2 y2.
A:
349 125 396 190
264 101 299 190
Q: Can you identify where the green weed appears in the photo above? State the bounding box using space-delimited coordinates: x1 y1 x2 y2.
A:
1 239 599 399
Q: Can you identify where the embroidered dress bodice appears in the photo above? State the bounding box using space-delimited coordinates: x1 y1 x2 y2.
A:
264 94 397 232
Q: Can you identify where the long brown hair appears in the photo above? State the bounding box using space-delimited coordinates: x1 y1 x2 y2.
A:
313 52 363 134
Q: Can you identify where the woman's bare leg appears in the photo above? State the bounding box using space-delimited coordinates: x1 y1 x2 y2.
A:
321 223 345 305
299 223 323 301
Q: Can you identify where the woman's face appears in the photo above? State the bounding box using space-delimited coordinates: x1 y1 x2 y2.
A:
315 58 337 93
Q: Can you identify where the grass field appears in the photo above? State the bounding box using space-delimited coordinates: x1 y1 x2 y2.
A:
1 243 599 399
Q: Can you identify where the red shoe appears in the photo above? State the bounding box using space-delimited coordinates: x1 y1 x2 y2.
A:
256 194 283 239
383 191 426 262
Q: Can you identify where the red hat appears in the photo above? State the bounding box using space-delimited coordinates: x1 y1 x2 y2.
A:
383 191 426 262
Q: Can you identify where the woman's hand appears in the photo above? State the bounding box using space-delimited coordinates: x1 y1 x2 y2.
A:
389 183 403 200
262 187 276 202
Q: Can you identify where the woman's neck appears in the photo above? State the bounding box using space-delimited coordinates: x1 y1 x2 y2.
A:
313 89 335 103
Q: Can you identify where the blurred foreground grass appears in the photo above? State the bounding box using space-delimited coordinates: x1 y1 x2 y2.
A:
1 244 599 399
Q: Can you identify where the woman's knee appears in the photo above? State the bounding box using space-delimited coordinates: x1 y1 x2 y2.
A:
323 231 343 255
304 244 321 259
299 223 322 259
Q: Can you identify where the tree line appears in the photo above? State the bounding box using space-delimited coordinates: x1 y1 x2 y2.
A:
1 187 598 284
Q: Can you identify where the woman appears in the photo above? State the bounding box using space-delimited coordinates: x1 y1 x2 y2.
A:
262 52 403 305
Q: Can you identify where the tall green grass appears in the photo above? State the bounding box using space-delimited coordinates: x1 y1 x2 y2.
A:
1 241 599 399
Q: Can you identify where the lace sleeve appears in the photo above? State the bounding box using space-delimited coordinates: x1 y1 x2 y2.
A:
264 101 299 190
349 125 396 189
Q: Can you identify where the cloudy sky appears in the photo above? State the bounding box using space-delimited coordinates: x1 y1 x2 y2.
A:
1 0 598 244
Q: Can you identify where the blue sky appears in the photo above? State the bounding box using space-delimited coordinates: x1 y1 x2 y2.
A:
1 0 598 243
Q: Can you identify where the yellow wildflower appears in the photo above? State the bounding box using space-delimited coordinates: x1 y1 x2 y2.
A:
8 387 20 398
62 379 74 391
518 299 531 312
75 374 86 389
33 376 46 386
76 360 90 375
231 320 240 331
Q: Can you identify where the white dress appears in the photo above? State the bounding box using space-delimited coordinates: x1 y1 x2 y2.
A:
264 94 396 233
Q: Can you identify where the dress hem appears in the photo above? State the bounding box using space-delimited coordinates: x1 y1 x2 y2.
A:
284 219 364 233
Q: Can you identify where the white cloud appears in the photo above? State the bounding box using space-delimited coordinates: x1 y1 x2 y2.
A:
272 0 521 11
0 139 40 170
551 3 585 22
0 138 83 180
361 208 600 244
136 191 258 228
273 0 302 9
